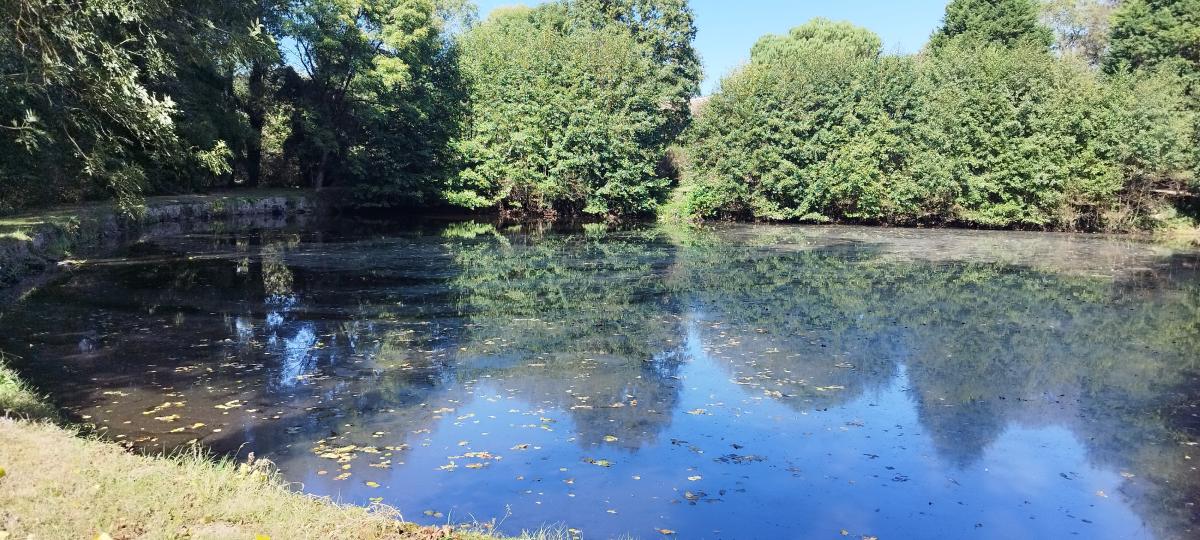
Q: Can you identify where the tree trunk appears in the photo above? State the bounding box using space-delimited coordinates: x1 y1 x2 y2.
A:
246 60 268 187
313 149 329 191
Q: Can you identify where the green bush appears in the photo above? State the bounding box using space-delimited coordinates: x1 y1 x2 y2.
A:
448 1 699 219
681 17 1196 230
914 44 1124 227
682 21 924 222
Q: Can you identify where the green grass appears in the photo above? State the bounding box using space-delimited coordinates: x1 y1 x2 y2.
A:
0 354 57 421
1154 215 1200 248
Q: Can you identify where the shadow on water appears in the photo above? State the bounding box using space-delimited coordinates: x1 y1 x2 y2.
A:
2 219 1199 539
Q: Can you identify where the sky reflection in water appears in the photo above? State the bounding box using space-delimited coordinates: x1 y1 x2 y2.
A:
2 220 1198 539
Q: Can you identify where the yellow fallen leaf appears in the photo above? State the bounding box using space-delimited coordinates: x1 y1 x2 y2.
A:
657 529 676 535
215 400 243 410
687 475 702 481
255 535 270 540
365 481 380 488
603 435 619 442
0 467 6 479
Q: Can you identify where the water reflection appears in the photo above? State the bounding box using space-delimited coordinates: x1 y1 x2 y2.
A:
1 220 1198 539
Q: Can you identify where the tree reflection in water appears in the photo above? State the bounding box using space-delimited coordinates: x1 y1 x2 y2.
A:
1 220 1198 539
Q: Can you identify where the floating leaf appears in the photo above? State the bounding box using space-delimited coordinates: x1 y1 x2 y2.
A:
687 475 702 481
365 481 380 488
215 400 244 410
603 435 619 442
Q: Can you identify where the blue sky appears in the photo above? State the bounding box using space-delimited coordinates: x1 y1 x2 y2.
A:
473 0 952 94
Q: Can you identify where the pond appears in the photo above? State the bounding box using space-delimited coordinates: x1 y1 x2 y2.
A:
2 218 1199 539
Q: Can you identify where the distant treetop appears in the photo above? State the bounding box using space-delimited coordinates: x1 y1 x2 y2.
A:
751 18 884 61
929 0 1054 51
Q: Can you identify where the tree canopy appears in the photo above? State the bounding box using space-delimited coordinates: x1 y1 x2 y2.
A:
929 0 1055 50
0 0 1196 230
447 0 700 218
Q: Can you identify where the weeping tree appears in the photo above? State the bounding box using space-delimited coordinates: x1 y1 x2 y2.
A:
0 0 285 213
1 0 187 213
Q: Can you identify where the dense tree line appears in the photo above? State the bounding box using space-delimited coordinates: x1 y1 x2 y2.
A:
1 0 1197 230
0 0 469 213
0 0 698 218
681 0 1199 229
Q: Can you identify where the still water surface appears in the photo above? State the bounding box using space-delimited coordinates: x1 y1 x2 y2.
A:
2 219 1199 539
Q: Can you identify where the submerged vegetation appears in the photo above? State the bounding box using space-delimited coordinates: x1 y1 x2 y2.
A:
0 0 1196 230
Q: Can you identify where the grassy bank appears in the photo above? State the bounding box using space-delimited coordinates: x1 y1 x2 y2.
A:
0 357 557 540
0 355 56 421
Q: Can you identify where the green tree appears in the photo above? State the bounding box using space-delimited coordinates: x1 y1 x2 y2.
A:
0 0 283 212
914 44 1124 227
929 0 1055 51
1105 0 1200 187
0 0 183 213
281 0 445 191
750 17 884 60
1040 0 1122 65
682 20 925 222
572 0 700 140
449 0 699 218
1105 0 1200 76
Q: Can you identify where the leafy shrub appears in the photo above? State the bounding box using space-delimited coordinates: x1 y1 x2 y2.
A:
448 1 699 219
